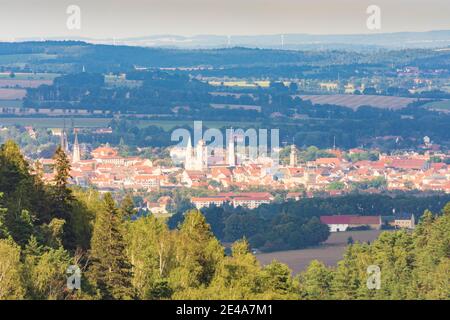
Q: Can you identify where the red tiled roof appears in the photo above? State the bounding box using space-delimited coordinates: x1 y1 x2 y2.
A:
320 215 380 225
320 215 356 224
348 216 381 225
191 196 229 202
431 163 446 170
390 159 426 170
316 158 341 165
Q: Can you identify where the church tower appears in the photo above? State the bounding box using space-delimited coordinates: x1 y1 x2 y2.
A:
60 129 69 153
185 136 193 170
227 131 236 167
290 144 297 167
72 130 81 164
185 136 208 171
196 139 207 171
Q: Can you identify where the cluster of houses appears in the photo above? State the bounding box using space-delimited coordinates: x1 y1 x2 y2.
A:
36 132 449 214
37 136 450 196
31 133 428 228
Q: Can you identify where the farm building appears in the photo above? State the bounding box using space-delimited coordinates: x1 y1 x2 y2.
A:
382 213 416 230
320 215 382 232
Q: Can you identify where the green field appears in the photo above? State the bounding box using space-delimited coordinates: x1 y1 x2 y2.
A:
0 117 112 128
134 120 261 131
423 100 450 111
0 100 23 107
0 72 59 80
0 117 260 130
0 54 58 65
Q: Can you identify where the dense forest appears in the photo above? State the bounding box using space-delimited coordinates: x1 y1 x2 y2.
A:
0 139 449 300
168 193 450 252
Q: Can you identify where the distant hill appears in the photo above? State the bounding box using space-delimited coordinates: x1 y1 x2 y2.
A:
1 40 450 75
17 30 450 50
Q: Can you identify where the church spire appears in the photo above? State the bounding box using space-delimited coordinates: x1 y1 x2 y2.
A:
185 135 193 170
228 128 236 167
60 124 69 153
72 129 80 164
290 144 297 167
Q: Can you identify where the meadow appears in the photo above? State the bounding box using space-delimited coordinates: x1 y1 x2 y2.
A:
298 94 419 110
423 99 450 112
256 230 390 274
0 117 112 128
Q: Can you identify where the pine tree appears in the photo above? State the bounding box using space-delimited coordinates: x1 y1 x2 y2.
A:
0 140 30 192
51 146 76 249
89 193 133 299
52 146 72 203
23 243 72 300
297 260 334 300
120 194 136 220
0 193 9 239
0 141 36 241
261 260 296 299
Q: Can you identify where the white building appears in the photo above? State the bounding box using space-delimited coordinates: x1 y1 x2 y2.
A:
185 137 208 171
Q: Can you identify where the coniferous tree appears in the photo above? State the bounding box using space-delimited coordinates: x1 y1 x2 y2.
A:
120 194 136 220
89 193 133 300
297 260 334 300
52 146 75 249
52 146 73 203
0 193 9 239
261 260 297 299
0 141 36 242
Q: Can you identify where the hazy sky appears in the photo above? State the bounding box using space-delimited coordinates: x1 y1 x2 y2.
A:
0 0 450 39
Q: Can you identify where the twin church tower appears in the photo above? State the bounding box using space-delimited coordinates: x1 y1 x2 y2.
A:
184 133 236 171
59 129 80 164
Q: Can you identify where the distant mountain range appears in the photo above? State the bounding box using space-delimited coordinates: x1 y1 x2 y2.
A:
11 30 450 50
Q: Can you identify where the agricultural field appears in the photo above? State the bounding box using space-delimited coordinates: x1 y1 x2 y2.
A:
0 72 59 80
0 100 22 108
134 119 261 131
0 117 112 128
0 72 57 88
0 88 27 99
0 54 57 65
210 103 262 112
256 229 390 274
298 94 420 110
0 79 53 88
423 100 450 112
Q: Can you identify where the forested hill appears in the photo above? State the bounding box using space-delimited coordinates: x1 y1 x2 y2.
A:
1 41 450 73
